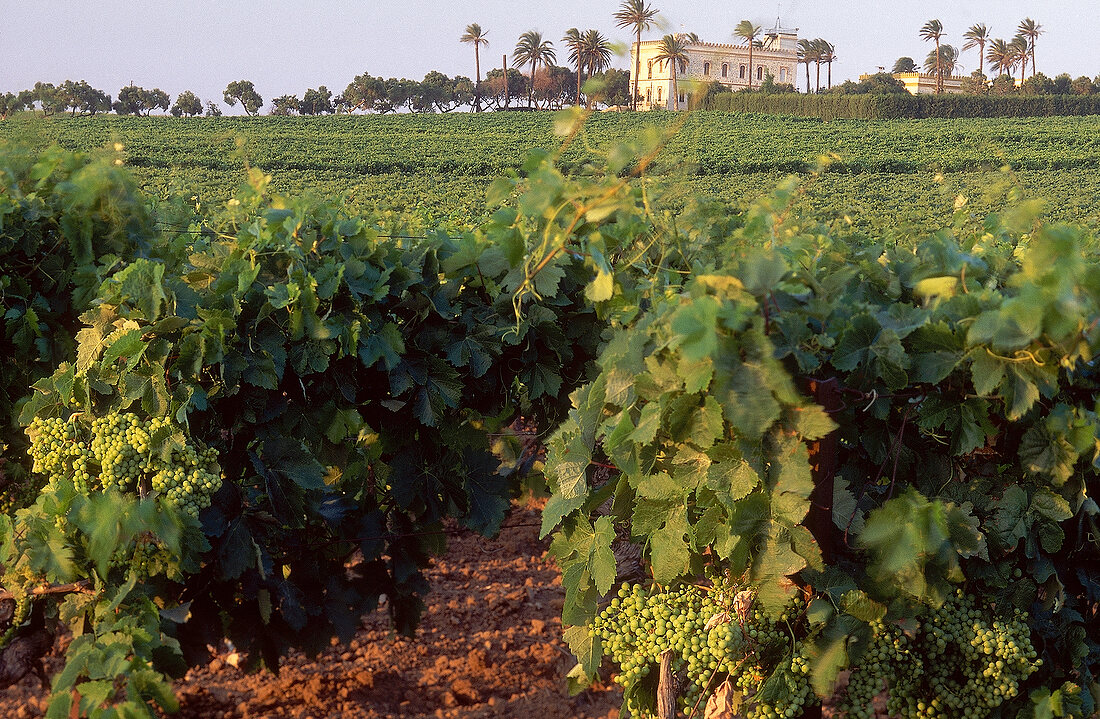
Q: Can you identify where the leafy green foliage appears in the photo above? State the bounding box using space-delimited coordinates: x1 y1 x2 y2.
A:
1 144 611 715
4 114 1100 717
0 146 155 515
534 129 1100 716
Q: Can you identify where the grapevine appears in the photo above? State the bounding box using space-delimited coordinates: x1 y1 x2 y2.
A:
1 121 1099 719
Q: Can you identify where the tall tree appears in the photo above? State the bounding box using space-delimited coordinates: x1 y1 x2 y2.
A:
482 67 525 110
1010 34 1030 85
614 0 659 111
652 33 689 110
114 85 169 116
563 28 585 105
1017 18 1043 78
924 45 959 80
343 73 386 113
270 95 300 116
300 86 334 115
31 82 62 116
816 40 837 90
810 38 828 92
59 80 112 116
962 23 991 79
513 31 556 108
986 38 1012 78
920 19 945 93
892 57 917 73
797 39 816 93
581 30 614 105
460 23 489 112
223 80 263 116
0 93 26 119
170 90 203 117
735 21 763 89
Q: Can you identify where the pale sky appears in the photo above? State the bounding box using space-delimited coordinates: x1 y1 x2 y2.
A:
1 1 1093 111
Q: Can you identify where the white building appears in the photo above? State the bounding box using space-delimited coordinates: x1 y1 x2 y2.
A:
630 26 800 110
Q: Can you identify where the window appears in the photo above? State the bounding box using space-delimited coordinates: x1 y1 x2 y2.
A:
657 87 662 103
703 62 711 76
757 66 764 80
647 61 653 79
722 63 728 78
679 92 686 104
646 88 652 104
780 68 788 82
739 65 746 79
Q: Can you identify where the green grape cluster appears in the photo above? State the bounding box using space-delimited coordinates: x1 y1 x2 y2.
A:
908 589 1037 719
592 582 811 719
27 412 222 519
0 472 45 516
0 591 31 649
594 582 1039 719
840 618 923 719
838 589 1038 719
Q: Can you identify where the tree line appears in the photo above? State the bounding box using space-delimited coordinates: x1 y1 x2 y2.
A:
0 68 632 120
4 10 1093 119
906 18 1055 94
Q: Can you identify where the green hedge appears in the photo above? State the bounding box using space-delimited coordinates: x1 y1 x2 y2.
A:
703 93 1100 119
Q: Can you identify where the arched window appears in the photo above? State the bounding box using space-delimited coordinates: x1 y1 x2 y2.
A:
739 65 746 79
647 61 653 79
657 87 663 103
646 88 652 104
722 63 728 78
780 67 788 82
703 62 711 76
678 92 686 104
757 66 764 80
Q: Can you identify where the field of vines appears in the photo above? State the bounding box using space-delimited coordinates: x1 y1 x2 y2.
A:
1 108 1099 719
5 112 1100 233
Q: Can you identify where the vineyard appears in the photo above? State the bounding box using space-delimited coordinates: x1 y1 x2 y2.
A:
1 108 1099 719
4 113 1100 232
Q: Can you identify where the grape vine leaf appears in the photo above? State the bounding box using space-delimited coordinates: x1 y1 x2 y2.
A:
649 507 691 585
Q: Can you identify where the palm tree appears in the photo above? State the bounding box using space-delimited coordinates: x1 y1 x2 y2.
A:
924 45 959 79
817 40 837 89
614 0 659 111
920 19 945 93
581 29 614 103
563 28 585 105
1010 34 1029 85
734 21 763 89
1017 18 1043 78
811 38 830 92
986 38 1011 78
513 31 556 108
961 23 990 79
460 23 489 112
797 39 816 93
652 33 689 110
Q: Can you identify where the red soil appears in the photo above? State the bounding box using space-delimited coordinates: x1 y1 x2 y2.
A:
0 503 623 719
